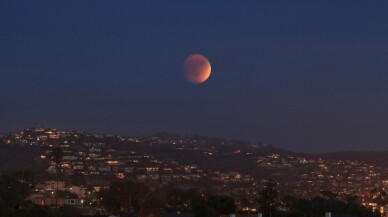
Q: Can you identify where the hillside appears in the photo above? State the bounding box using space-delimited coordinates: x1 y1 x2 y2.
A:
320 151 388 167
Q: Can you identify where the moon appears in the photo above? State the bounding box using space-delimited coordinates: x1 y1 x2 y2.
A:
183 54 211 84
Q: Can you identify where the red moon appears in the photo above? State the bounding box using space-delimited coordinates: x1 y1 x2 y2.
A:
183 54 211 84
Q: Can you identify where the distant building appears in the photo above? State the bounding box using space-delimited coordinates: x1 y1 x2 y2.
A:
45 180 66 190
67 185 87 198
26 193 64 207
64 197 83 207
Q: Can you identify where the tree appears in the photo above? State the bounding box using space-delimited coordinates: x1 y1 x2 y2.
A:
128 182 150 210
16 205 56 217
98 188 121 215
208 195 236 216
0 173 57 217
346 194 360 205
56 190 78 199
320 190 338 200
160 185 186 212
110 180 134 213
138 193 166 217
13 170 36 187
98 181 129 215
52 146 64 167
257 179 279 217
287 196 379 217
98 180 150 214
69 173 86 186
192 200 216 217
370 188 387 215
0 174 30 209
52 146 64 208
58 205 83 217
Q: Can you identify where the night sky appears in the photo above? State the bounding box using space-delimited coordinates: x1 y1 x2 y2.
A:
2 1 388 152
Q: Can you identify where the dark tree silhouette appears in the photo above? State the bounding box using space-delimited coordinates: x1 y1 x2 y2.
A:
208 195 236 215
287 195 379 217
370 188 387 214
0 173 56 217
139 193 166 217
192 200 216 217
51 146 63 208
257 179 279 217
98 180 149 215
0 174 30 209
320 190 338 200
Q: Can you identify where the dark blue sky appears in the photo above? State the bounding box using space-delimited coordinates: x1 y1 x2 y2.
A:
1 1 388 152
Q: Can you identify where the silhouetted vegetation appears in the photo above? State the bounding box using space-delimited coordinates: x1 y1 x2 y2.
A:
0 172 57 217
52 146 64 208
284 195 379 217
0 171 381 217
257 179 280 217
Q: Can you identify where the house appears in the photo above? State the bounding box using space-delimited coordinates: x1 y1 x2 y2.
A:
67 185 87 198
26 193 65 207
45 180 66 190
64 197 83 207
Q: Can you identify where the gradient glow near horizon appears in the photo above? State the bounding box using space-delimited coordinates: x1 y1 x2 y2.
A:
1 1 388 152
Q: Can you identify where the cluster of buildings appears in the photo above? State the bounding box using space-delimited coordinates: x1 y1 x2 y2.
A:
0 128 387 214
27 180 87 207
254 153 388 200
